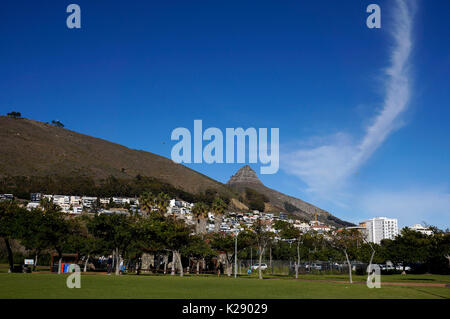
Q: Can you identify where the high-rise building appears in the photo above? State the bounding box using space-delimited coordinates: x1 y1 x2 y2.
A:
360 217 399 244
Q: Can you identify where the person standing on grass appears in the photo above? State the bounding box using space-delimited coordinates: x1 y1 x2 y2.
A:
107 255 112 275
119 259 124 275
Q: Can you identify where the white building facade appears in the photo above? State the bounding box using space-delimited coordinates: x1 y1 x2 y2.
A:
361 217 399 244
409 224 433 236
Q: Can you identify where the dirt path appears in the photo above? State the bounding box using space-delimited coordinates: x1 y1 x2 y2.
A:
274 278 449 287
332 280 447 287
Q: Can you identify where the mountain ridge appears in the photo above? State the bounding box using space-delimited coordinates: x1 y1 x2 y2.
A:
227 165 354 227
0 116 232 196
0 116 353 227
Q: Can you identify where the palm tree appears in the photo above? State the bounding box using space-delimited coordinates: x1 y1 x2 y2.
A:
155 192 170 215
40 197 59 212
212 198 227 233
192 202 209 235
139 192 154 217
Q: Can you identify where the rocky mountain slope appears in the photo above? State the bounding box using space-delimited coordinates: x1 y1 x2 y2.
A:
227 165 354 227
0 116 233 197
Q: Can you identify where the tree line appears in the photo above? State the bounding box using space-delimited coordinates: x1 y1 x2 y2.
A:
0 195 266 279
1 196 449 283
272 220 450 280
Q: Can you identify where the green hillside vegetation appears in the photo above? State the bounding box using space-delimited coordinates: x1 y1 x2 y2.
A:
244 188 270 212
0 175 231 205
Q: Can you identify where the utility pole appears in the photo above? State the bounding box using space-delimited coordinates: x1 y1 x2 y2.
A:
234 230 238 278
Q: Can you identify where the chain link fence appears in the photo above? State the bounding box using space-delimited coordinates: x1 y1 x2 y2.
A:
237 259 366 276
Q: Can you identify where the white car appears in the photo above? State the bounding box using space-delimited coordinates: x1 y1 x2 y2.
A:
395 265 411 271
251 263 268 270
305 263 322 270
380 264 395 271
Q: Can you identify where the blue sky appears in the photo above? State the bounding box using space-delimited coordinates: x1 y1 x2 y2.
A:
1 0 449 228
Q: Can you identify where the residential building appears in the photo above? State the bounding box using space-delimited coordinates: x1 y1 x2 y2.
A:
30 193 42 202
70 196 81 205
279 212 288 220
112 197 130 205
26 202 40 210
360 217 399 244
71 205 83 214
0 194 13 201
294 222 311 232
82 196 97 208
311 224 332 233
409 224 433 236
53 195 70 206
100 198 110 205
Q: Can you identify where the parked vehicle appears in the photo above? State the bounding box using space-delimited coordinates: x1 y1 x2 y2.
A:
251 263 268 270
380 264 395 271
395 265 411 271
305 263 322 270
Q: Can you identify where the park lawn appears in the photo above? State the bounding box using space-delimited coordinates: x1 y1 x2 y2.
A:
0 273 449 299
287 273 450 284
229 271 450 284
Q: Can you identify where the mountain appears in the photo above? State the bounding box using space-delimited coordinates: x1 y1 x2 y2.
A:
227 165 354 227
0 116 233 197
0 116 352 227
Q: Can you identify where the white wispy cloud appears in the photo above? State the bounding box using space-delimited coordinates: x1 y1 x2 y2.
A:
283 0 415 197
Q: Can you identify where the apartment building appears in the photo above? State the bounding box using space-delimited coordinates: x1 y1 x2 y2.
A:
360 217 399 244
30 193 42 202
70 196 81 205
53 195 70 206
99 198 110 205
82 196 97 208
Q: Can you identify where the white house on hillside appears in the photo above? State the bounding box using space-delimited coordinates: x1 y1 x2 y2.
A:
408 224 433 236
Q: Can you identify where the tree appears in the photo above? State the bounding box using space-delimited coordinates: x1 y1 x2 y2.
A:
331 229 362 283
212 198 227 233
128 214 164 275
155 192 170 215
431 231 450 273
139 191 155 216
66 216 102 272
19 208 52 270
87 213 135 275
274 220 303 278
6 111 21 118
51 120 64 128
251 218 275 279
359 239 383 274
192 202 209 235
156 218 191 276
182 235 215 274
245 188 268 212
0 201 25 272
210 232 236 276
138 191 169 217
39 204 72 274
381 228 431 271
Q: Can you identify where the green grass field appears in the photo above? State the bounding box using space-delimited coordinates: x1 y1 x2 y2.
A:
0 273 449 299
